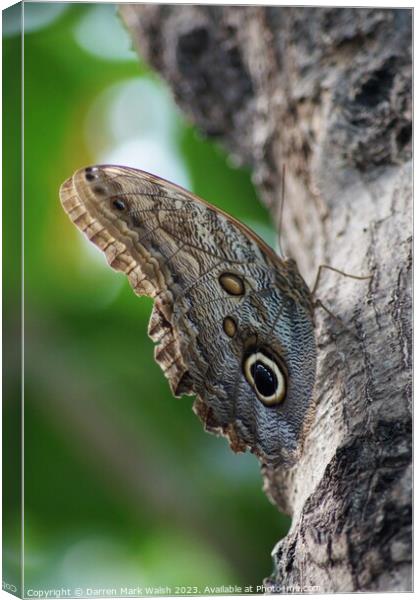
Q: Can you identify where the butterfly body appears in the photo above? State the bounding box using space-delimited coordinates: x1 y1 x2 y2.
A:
60 165 316 466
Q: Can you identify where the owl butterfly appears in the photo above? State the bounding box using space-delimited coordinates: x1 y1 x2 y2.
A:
60 165 317 467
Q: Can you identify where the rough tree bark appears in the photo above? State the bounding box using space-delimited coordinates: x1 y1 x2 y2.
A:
119 6 412 593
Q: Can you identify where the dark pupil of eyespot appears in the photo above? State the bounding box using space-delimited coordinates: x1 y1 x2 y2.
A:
113 199 125 211
250 362 277 397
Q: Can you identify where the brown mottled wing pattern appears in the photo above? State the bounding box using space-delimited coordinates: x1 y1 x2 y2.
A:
60 165 316 465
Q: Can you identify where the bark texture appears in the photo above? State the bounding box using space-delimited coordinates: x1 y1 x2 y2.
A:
119 6 412 593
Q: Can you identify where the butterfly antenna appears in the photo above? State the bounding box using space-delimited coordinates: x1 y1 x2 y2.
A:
277 164 286 257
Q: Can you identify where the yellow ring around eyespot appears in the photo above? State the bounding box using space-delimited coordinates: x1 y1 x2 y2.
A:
244 352 286 406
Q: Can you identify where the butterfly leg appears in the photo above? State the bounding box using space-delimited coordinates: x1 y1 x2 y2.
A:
311 264 372 298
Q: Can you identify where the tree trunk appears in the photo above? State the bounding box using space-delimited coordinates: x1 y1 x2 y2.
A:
119 5 412 592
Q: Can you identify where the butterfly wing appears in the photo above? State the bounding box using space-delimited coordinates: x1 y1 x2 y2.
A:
60 165 316 465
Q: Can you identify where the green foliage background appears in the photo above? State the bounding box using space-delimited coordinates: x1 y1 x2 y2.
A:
5 3 290 593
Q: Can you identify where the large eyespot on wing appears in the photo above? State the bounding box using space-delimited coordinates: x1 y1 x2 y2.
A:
243 351 287 406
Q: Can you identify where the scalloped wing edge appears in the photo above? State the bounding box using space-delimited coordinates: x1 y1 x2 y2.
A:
60 177 190 394
59 175 254 458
